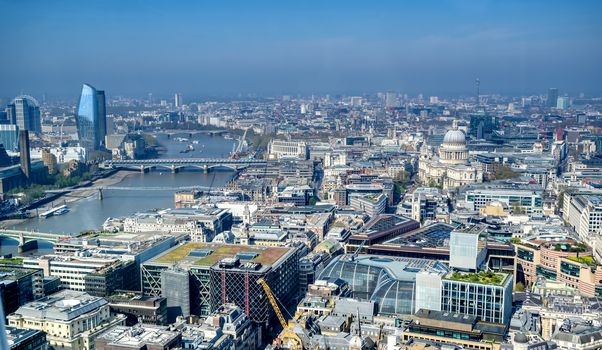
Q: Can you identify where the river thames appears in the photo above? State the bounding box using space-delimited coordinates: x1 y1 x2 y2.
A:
0 133 237 256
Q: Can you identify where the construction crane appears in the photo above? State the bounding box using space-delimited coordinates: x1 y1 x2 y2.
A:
257 278 308 350
257 278 288 329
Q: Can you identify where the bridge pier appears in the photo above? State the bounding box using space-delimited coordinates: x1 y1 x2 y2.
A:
18 240 38 254
140 165 149 173
202 164 209 173
171 165 179 173
98 188 103 200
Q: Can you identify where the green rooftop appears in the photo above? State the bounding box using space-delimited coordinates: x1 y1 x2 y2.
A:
0 265 38 279
0 258 24 266
554 243 589 253
447 270 507 285
152 242 289 267
567 255 598 267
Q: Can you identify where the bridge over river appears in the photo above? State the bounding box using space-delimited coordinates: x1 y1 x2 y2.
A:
100 158 267 172
0 229 71 253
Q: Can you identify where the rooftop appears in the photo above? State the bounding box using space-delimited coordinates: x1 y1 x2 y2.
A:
11 290 107 321
98 325 179 347
385 223 455 249
5 326 45 349
149 242 291 268
566 255 598 267
446 271 509 286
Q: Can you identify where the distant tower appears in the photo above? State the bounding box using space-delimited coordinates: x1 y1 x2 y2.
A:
547 88 559 108
76 83 107 152
19 129 30 179
475 78 480 105
8 96 41 134
174 93 183 108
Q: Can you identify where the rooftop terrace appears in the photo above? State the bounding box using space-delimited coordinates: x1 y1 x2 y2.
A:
446 270 509 286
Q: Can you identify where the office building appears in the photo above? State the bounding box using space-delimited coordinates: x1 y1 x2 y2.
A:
564 194 602 241
398 187 449 224
19 129 30 179
415 268 513 325
463 182 544 214
122 207 232 242
95 324 181 350
0 265 45 315
7 290 126 350
23 254 137 297
547 88 559 107
0 124 19 151
179 304 262 350
344 181 395 207
76 83 107 152
441 271 513 324
557 96 570 109
141 242 299 324
514 239 602 297
449 228 487 271
385 92 399 108
175 93 183 107
7 96 41 134
107 294 168 326
402 309 506 350
349 193 387 218
469 114 498 139
5 326 47 350
267 140 310 160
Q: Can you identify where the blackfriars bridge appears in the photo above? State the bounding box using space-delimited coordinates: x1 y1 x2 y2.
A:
0 229 70 253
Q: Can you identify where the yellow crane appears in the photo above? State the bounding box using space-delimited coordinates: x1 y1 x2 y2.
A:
257 278 311 350
257 277 288 329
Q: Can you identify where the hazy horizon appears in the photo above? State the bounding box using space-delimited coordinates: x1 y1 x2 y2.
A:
2 0 601 99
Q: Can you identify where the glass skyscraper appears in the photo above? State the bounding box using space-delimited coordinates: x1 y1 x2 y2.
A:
76 84 107 152
6 96 41 134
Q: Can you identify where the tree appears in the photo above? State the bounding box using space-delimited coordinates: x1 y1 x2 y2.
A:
515 282 525 292
395 170 410 183
493 165 519 180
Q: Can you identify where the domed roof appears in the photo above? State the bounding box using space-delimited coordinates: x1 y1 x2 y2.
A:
443 129 466 145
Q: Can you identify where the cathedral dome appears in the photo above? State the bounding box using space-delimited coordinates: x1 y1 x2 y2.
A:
443 129 466 145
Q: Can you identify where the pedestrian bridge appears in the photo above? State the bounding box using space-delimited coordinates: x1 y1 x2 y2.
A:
101 158 267 172
45 185 218 194
0 229 69 253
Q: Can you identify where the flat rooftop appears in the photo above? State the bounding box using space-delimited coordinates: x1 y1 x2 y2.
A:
149 242 291 269
12 290 107 321
98 325 179 347
385 223 455 249
0 265 40 280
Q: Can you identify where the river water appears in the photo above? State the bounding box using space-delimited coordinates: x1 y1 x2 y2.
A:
0 133 237 256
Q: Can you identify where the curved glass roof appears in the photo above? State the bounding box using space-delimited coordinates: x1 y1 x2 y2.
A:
318 255 448 315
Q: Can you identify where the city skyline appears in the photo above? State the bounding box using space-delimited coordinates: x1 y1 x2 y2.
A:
1 0 601 98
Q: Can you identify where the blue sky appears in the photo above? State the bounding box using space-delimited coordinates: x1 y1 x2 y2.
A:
1 0 601 98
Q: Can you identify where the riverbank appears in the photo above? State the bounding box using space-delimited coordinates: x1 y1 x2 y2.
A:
0 170 137 228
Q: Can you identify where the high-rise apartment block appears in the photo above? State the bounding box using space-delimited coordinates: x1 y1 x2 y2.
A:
76 84 107 152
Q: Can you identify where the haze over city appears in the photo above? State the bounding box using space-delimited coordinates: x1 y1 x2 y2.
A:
1 0 602 98
3 2 602 350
